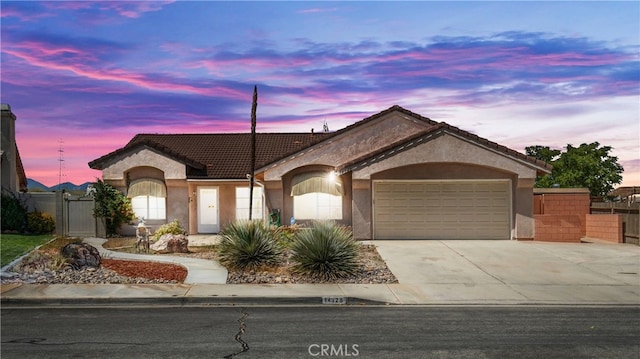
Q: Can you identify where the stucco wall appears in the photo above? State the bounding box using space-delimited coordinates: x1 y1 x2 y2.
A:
101 148 186 181
352 179 372 240
1 106 19 192
262 112 431 181
350 135 538 240
271 165 352 228
186 180 256 234
352 134 538 180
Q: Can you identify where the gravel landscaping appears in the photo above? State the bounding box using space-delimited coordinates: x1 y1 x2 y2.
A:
1 237 398 285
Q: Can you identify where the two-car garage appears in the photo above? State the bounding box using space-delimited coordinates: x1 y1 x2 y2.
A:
373 180 511 240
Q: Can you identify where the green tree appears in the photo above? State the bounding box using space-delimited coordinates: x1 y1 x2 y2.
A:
91 179 135 236
526 142 623 198
525 145 562 188
1 190 27 232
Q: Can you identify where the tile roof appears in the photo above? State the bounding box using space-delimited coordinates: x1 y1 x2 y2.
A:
89 105 552 179
89 132 333 179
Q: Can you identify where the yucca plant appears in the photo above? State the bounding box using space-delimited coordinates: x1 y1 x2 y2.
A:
290 221 359 280
217 220 282 270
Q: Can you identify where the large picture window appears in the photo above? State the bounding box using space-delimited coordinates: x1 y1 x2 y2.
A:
131 195 166 220
128 178 167 220
293 192 342 220
291 171 343 220
236 187 264 220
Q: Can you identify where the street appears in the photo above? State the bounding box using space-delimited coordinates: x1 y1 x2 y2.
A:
2 306 638 358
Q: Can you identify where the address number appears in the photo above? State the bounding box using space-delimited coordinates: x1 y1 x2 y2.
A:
322 296 347 305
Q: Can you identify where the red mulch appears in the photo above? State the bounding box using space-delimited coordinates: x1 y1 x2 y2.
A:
101 259 188 282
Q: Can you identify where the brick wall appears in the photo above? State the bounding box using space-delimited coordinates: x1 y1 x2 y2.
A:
533 189 590 242
535 193 591 215
585 214 623 243
534 214 585 242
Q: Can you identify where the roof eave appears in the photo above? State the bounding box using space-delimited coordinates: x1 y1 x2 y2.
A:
88 141 206 171
337 125 553 175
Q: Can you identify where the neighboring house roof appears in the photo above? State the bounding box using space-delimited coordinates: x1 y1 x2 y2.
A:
609 186 640 199
89 105 552 179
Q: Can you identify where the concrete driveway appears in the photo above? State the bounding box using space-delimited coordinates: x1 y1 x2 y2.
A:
374 240 640 305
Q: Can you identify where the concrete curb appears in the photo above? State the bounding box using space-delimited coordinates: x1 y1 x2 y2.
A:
0 296 390 308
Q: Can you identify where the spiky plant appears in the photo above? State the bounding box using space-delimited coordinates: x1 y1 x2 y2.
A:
290 221 359 280
217 220 282 270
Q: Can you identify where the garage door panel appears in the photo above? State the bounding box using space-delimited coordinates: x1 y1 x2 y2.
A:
374 180 510 240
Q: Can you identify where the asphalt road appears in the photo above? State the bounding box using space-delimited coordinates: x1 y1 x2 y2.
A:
2 306 638 358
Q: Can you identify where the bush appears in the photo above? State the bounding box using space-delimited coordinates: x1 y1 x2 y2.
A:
91 179 136 236
272 224 301 249
290 221 359 280
26 211 56 234
152 219 187 241
217 220 282 270
1 191 27 232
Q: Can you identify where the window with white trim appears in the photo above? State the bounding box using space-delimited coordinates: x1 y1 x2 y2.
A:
131 195 166 220
291 171 343 220
128 178 167 220
293 192 342 220
236 187 264 220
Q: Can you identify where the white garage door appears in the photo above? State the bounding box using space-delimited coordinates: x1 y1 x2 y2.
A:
374 180 511 240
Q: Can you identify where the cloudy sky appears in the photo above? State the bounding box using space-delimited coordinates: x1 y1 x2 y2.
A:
1 1 638 187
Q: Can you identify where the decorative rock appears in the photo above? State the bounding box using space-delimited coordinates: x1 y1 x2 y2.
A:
60 243 101 269
150 234 189 253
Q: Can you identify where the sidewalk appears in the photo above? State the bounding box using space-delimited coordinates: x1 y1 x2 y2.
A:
82 237 228 284
2 239 639 307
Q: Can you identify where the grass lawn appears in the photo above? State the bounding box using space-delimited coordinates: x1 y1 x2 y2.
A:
1 234 55 267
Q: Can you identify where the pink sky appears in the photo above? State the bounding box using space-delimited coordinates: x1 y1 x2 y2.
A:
2 1 638 188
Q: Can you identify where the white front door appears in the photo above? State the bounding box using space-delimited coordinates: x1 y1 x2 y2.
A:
198 187 219 233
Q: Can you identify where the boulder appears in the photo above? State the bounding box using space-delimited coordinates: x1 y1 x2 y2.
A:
60 243 101 269
150 234 189 253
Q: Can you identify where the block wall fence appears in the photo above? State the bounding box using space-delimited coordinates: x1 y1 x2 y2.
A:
532 188 623 243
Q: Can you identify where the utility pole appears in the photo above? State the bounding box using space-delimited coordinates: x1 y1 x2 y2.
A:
249 85 257 220
58 140 65 191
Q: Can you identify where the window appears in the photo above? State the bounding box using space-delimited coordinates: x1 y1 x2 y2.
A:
291 171 343 220
236 187 263 220
293 192 342 220
131 195 166 220
128 178 167 220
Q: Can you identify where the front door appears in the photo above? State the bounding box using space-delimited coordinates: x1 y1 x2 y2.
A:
197 187 219 233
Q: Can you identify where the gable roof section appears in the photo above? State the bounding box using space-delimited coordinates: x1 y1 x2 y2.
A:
336 122 552 175
329 105 438 137
255 105 440 173
89 105 552 180
89 132 333 179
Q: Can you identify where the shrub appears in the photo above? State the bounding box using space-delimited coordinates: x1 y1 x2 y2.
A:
272 224 301 249
152 219 187 241
290 221 359 280
217 220 282 270
91 179 136 236
1 191 27 232
26 211 56 234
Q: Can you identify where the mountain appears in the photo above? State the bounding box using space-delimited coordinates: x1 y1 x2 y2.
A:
26 178 49 191
27 178 92 192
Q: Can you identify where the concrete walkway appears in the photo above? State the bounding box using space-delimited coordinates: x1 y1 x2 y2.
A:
83 237 228 284
1 239 639 306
